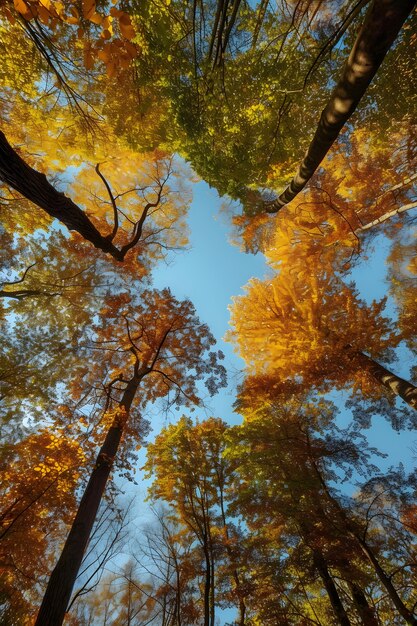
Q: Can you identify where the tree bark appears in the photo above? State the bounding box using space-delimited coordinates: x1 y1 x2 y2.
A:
311 461 417 625
0 131 123 261
348 580 380 626
203 536 211 626
354 351 417 410
312 549 352 626
356 201 417 233
264 0 416 212
35 375 142 626
355 536 417 625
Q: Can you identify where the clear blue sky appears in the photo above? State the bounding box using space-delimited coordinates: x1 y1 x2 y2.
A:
152 179 267 424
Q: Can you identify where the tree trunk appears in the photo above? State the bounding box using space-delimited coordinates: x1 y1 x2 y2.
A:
354 351 417 410
35 375 142 626
312 549 352 626
218 479 246 625
0 130 123 261
356 201 417 233
355 536 417 625
203 537 211 626
263 0 416 212
348 580 379 626
311 461 417 625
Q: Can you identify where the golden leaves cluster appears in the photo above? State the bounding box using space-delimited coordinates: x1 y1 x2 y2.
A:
7 0 138 76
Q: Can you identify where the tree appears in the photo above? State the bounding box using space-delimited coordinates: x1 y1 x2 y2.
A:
228 263 417 411
145 416 248 626
35 288 226 625
0 429 85 621
0 130 190 262
228 385 417 624
233 119 417 261
250 0 416 212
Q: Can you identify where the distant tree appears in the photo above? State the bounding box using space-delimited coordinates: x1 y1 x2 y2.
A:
229 385 417 624
145 416 247 626
0 430 85 621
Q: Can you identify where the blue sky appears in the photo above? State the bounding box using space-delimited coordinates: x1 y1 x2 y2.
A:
153 179 267 423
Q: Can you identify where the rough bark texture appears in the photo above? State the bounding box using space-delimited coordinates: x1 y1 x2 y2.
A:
0 131 123 260
264 0 416 212
355 351 417 410
35 375 142 626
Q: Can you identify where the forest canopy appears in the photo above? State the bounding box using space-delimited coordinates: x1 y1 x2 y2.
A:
0 0 416 624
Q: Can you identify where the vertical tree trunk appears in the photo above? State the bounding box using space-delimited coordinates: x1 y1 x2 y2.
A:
35 375 142 626
312 549 352 626
218 481 246 625
355 351 417 409
0 130 123 260
203 537 211 626
263 0 416 212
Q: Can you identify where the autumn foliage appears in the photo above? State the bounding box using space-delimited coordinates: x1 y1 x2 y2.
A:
0 1 416 625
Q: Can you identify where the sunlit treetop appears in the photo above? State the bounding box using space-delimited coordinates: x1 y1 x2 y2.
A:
227 262 401 401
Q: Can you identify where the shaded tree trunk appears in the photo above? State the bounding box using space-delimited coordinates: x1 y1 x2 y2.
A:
355 536 417 625
0 131 123 261
355 351 417 409
311 461 417 625
218 474 246 625
348 580 380 626
312 549 352 626
203 536 211 626
263 0 416 212
35 374 143 626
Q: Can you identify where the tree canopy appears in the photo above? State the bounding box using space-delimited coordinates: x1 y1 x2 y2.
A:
0 1 416 624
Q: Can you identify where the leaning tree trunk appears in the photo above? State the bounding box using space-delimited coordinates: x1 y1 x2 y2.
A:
311 461 417 625
35 374 142 626
354 535 417 625
0 131 123 260
263 0 416 212
354 351 417 410
348 580 380 626
312 549 352 626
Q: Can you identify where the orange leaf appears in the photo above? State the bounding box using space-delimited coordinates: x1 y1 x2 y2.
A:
14 0 35 19
89 11 103 24
82 0 96 19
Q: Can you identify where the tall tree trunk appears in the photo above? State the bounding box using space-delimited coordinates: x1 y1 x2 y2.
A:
354 536 417 625
312 549 352 626
354 351 417 409
0 131 123 261
218 480 246 625
311 462 417 625
347 580 380 625
263 0 416 212
35 375 142 626
203 537 211 626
